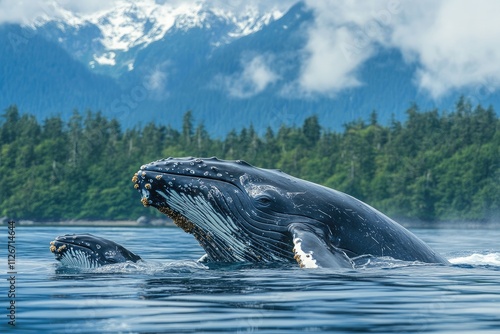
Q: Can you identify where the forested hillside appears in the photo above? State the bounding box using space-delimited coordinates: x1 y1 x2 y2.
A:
0 97 498 222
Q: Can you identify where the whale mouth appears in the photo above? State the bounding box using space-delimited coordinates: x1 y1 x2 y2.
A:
50 238 91 257
131 158 238 240
50 236 102 268
132 157 294 264
49 239 101 269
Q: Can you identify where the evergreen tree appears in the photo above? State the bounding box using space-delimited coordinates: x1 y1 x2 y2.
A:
0 101 497 222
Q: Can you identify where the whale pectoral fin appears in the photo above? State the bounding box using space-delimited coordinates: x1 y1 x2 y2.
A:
289 226 353 269
197 254 209 263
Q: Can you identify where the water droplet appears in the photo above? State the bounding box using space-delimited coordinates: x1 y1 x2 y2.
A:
203 171 209 176
96 244 101 249
217 173 222 177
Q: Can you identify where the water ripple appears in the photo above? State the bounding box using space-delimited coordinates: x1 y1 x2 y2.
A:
11 226 500 333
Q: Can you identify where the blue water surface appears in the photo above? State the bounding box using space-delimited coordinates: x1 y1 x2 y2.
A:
3 226 500 333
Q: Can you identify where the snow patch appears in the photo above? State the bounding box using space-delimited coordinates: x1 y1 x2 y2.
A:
93 52 116 66
33 0 288 54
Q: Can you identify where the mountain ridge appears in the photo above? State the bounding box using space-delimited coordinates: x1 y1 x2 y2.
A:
1 1 499 136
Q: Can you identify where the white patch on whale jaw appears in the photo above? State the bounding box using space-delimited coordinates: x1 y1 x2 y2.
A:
58 247 100 269
292 237 319 269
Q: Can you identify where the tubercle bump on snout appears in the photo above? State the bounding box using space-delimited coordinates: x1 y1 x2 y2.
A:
132 169 151 207
132 157 254 208
136 157 252 174
49 241 67 254
131 173 139 183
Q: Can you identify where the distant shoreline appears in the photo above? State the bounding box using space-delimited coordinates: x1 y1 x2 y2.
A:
0 218 498 229
0 218 176 227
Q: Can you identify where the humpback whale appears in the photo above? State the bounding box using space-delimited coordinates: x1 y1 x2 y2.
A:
131 157 448 269
50 233 141 268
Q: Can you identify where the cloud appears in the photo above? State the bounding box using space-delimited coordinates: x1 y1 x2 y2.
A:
146 69 167 91
300 0 500 98
4 0 500 99
209 0 296 14
0 0 56 24
55 0 120 15
0 0 121 25
142 62 170 100
0 0 294 25
221 54 279 98
389 0 500 98
296 1 394 95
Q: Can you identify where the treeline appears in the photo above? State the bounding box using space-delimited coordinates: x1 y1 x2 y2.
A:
0 97 498 222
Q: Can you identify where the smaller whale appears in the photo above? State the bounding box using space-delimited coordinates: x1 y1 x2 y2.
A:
50 233 141 269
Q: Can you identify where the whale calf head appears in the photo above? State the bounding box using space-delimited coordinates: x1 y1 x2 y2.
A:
50 233 141 268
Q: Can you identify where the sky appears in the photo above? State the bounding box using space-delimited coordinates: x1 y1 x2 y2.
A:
1 0 499 100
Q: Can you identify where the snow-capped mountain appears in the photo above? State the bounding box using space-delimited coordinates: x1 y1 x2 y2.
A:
33 0 285 76
2 1 499 136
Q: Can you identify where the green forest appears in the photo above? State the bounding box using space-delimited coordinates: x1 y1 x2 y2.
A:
0 97 498 223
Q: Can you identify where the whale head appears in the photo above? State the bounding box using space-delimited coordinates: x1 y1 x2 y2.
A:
132 157 323 264
50 233 141 268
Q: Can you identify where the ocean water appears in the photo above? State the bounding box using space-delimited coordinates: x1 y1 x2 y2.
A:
3 225 500 333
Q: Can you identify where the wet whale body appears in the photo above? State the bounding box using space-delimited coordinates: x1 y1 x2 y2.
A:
131 157 449 269
50 233 141 268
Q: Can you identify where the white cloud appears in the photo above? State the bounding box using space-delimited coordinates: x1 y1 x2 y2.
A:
0 0 293 25
300 0 500 98
389 0 500 98
298 25 367 95
0 0 122 24
209 0 295 14
146 69 167 91
140 67 167 102
222 54 279 98
0 0 56 25
4 0 500 99
298 0 400 95
55 0 119 15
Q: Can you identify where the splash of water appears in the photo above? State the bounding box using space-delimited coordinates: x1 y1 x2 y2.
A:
449 253 500 266
55 260 208 274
